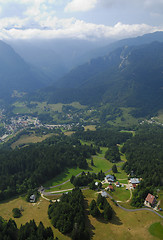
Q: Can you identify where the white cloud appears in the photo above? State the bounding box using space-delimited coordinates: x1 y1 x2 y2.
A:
0 17 162 40
0 0 162 41
65 0 97 12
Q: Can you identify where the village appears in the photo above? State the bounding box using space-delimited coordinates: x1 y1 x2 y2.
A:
0 113 81 142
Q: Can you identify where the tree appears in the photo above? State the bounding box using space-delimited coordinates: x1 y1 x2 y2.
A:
91 158 94 166
89 181 96 190
89 200 100 218
12 208 21 218
103 203 113 220
112 164 118 173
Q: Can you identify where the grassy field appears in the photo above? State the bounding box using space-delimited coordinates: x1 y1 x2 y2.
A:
63 131 75 136
11 133 54 149
84 125 96 131
148 222 163 239
12 101 86 115
44 167 84 190
44 147 112 191
110 169 128 180
0 189 162 240
84 189 162 240
13 102 31 114
107 107 141 127
0 197 70 240
110 187 130 202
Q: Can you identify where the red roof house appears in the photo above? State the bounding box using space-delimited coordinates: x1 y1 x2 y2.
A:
108 185 114 191
145 193 156 207
132 183 137 189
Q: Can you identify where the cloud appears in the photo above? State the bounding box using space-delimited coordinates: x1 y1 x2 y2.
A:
0 17 161 40
64 0 97 12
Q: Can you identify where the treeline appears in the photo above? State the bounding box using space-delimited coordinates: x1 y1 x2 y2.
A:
48 188 89 240
0 217 56 240
122 125 163 206
0 134 96 201
74 128 132 147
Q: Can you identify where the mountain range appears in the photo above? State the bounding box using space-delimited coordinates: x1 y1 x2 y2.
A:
0 31 163 117
0 40 49 99
41 41 163 117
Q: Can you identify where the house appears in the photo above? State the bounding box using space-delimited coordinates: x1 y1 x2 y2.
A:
30 194 36 203
130 178 140 185
101 191 108 198
132 183 137 189
108 185 114 191
105 174 115 183
144 193 157 207
115 181 120 187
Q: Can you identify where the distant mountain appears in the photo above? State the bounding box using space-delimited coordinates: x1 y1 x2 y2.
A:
41 41 163 117
81 31 163 63
0 40 48 99
9 39 109 83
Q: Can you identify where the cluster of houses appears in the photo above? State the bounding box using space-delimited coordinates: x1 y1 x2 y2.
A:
104 174 141 192
104 174 121 191
129 178 140 189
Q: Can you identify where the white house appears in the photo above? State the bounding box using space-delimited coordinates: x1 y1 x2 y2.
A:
105 174 115 183
130 178 140 184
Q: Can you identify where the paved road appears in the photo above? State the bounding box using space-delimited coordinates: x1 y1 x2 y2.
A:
106 192 163 219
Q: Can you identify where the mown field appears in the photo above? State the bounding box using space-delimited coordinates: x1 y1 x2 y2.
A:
0 190 162 240
45 148 113 192
107 107 141 127
11 133 54 149
12 101 86 115
148 222 163 239
84 190 163 240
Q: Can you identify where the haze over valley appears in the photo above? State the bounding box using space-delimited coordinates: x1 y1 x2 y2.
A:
0 1 163 240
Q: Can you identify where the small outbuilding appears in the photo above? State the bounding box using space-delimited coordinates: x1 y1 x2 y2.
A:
115 181 120 187
101 191 108 198
30 194 36 203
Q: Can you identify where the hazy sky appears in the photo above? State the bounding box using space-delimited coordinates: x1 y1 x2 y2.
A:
0 0 163 40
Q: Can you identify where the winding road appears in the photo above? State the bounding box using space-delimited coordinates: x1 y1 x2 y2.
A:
105 191 163 219
40 159 163 219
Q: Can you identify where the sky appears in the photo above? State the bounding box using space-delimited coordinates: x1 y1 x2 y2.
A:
0 0 163 41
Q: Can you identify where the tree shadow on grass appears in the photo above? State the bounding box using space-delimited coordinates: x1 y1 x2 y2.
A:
84 199 95 239
110 209 123 226
95 209 122 226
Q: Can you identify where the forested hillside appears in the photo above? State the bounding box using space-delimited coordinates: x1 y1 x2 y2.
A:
36 41 163 118
0 134 96 201
122 125 163 206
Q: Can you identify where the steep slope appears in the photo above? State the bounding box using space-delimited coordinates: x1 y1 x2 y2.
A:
80 31 163 63
42 41 163 117
0 40 48 99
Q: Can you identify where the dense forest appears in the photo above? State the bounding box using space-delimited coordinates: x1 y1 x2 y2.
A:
105 145 121 163
74 128 132 147
122 125 163 206
0 217 56 240
0 134 96 201
48 188 89 240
